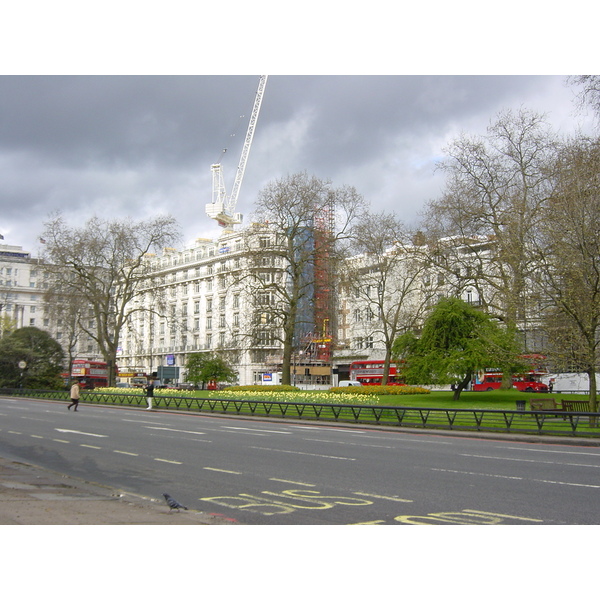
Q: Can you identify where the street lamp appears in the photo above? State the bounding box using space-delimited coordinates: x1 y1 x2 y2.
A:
18 360 27 389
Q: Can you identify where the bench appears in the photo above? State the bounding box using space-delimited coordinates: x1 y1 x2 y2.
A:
561 399 591 412
529 398 559 411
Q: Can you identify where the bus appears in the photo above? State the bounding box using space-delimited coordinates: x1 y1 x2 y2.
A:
349 360 404 386
71 359 111 389
472 370 549 392
117 369 148 388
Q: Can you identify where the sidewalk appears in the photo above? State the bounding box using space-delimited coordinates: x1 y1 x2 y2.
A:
0 455 236 525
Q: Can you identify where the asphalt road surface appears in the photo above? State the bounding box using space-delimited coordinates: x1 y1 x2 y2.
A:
1 395 599 524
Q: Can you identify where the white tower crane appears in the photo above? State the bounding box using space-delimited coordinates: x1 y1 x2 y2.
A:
205 75 268 228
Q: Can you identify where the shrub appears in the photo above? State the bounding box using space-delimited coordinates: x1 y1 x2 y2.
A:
225 384 300 392
329 385 430 395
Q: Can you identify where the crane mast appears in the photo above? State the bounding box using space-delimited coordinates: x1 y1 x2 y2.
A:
206 75 268 228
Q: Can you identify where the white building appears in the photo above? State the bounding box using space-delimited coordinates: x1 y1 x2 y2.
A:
117 229 281 385
0 242 103 361
0 244 46 333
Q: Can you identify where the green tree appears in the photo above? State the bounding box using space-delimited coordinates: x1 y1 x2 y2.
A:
393 297 520 401
0 326 65 389
185 352 237 388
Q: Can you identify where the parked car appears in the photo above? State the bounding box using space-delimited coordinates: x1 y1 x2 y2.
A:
337 380 362 387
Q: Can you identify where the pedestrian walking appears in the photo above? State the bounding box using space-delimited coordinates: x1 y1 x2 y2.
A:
68 379 81 411
145 378 155 410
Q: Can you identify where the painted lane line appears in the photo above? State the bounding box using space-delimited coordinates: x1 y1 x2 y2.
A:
55 428 108 438
303 437 396 449
461 453 600 469
154 458 183 465
80 444 102 450
114 450 139 456
204 467 242 474
431 468 523 481
52 439 70 444
433 467 600 489
144 426 206 435
8 431 22 435
353 492 413 503
250 446 356 461
533 478 600 489
222 426 292 435
500 446 600 457
30 434 44 439
269 478 316 487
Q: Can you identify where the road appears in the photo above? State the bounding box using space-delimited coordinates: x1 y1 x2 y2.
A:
1 395 599 524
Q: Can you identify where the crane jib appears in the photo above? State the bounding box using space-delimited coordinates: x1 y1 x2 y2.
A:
205 75 268 228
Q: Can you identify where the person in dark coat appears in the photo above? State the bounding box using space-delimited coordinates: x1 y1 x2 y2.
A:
145 378 155 410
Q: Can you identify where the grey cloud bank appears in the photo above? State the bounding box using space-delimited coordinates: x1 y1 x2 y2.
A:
0 75 593 252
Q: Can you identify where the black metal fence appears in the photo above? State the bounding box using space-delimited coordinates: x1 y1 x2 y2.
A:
2 388 600 438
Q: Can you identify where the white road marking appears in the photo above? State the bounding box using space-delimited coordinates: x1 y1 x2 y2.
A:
269 478 315 487
154 458 183 465
500 446 600 457
80 444 102 449
461 453 600 468
114 450 139 456
432 468 522 480
55 428 107 438
222 426 292 435
353 492 413 503
145 426 206 435
204 467 241 474
432 467 600 488
250 446 356 461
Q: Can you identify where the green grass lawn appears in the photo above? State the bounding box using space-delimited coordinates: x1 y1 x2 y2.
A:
209 387 572 410
99 385 583 411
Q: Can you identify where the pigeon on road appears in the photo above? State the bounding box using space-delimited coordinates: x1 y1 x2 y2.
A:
163 493 188 512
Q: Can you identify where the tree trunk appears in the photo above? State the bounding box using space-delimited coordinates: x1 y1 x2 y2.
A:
453 372 472 401
587 368 598 427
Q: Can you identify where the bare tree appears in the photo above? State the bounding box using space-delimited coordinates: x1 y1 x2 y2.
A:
424 108 557 381
40 214 180 385
343 211 434 384
568 75 600 125
243 172 366 385
533 136 600 413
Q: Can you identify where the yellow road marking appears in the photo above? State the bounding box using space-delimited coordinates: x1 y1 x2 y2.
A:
350 520 387 525
464 510 543 522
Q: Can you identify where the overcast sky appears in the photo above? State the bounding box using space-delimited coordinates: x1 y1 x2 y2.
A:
0 74 595 254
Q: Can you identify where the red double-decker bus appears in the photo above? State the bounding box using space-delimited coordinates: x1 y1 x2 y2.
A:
70 359 111 389
349 360 404 386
